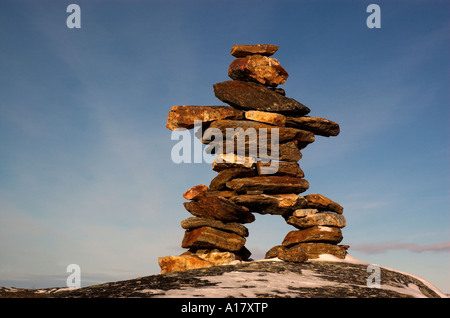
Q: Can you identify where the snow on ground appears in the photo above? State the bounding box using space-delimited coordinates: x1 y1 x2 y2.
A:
140 269 341 298
308 253 371 265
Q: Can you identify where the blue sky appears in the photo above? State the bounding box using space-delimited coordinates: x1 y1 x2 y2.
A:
0 0 449 293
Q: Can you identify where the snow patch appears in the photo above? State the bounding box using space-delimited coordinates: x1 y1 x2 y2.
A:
308 253 371 265
148 269 341 298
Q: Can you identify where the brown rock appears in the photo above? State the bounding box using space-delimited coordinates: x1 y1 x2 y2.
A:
286 212 346 229
292 208 318 217
293 243 348 259
158 250 237 274
158 254 214 274
194 249 237 264
282 227 343 247
275 142 304 161
280 245 308 263
181 217 249 237
270 87 286 96
285 116 340 137
226 176 309 194
183 184 208 200
203 119 315 145
230 44 279 57
204 190 237 198
213 81 310 115
166 106 244 131
181 226 246 252
230 193 306 215
212 154 256 172
246 190 263 195
228 55 289 86
209 167 256 191
230 194 277 212
274 194 307 209
257 161 304 177
245 110 286 126
183 195 255 223
265 245 286 259
207 140 303 163
235 246 252 260
304 194 344 214
264 243 347 261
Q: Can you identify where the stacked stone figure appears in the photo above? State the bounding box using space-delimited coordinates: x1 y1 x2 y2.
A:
159 44 348 273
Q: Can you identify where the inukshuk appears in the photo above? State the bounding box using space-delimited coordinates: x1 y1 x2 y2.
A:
159 44 348 273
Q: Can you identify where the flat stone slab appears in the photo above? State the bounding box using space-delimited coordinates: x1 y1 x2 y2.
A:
166 105 243 130
228 55 288 86
207 140 303 162
230 44 279 57
245 110 286 126
286 212 346 229
256 161 304 177
213 81 310 115
181 217 249 237
230 193 306 215
304 194 344 214
226 176 309 194
266 243 348 260
282 226 343 247
181 226 246 252
183 195 255 224
285 116 340 137
202 119 315 145
209 167 256 191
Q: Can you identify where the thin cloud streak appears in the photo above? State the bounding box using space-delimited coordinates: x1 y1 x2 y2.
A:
351 241 450 255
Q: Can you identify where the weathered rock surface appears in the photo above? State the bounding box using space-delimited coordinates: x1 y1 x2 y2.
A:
181 226 246 252
277 244 308 263
213 81 310 115
293 208 318 217
209 167 256 191
183 195 255 223
296 243 348 259
228 55 289 86
304 194 344 214
166 106 244 131
270 87 286 96
212 154 256 172
181 217 249 237
266 243 348 260
158 253 233 274
285 116 340 137
245 110 286 126
256 161 304 178
286 212 346 229
183 184 208 200
230 193 306 215
204 190 237 198
207 140 303 162
226 176 309 194
230 44 279 57
282 227 343 247
203 119 315 145
2 259 445 298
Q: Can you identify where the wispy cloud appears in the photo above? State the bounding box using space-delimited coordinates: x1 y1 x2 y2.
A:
351 241 450 255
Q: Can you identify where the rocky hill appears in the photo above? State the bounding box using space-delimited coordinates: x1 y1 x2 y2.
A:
1 256 446 298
